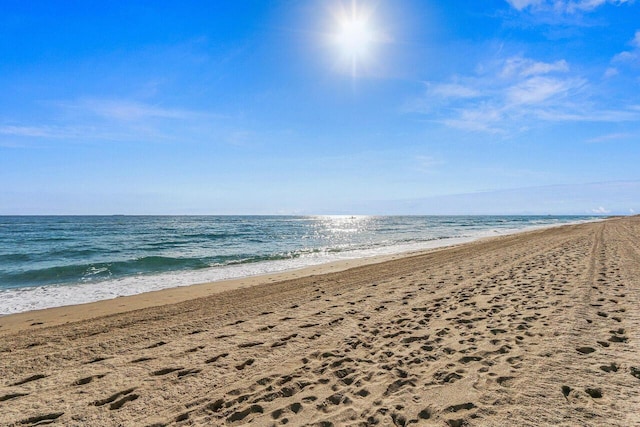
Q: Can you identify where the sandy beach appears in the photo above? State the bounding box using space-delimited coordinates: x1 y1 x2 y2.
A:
1 216 639 426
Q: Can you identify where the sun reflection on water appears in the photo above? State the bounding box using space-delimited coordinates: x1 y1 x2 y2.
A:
313 215 373 235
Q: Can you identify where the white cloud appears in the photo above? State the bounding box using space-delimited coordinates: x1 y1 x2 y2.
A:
0 98 228 145
358 180 640 215
501 57 569 77
613 50 637 63
566 0 608 12
415 155 444 172
427 83 481 98
0 124 106 140
0 123 145 143
603 67 619 77
506 0 630 13
533 108 640 122
612 30 640 65
591 206 611 214
611 51 638 63
408 54 639 133
0 125 63 138
633 30 640 47
507 76 583 104
55 99 222 122
443 106 506 134
523 59 569 76
505 0 545 10
586 132 633 143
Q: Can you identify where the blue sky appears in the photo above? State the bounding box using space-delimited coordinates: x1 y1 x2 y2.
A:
1 0 639 215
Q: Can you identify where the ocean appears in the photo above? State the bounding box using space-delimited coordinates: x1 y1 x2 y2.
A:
0 215 597 314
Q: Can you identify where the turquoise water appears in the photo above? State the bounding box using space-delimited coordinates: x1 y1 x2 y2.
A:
0 215 596 314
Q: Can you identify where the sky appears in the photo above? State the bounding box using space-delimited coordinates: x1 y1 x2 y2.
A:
1 0 639 215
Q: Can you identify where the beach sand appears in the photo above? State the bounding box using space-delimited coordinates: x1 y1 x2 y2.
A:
1 216 639 426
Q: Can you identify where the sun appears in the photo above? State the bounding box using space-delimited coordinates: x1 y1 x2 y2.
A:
336 15 373 59
329 1 380 77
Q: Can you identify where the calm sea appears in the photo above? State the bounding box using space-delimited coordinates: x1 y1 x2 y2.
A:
0 215 596 314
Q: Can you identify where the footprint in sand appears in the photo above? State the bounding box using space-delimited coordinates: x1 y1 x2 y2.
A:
144 341 166 349
151 367 183 376
0 392 29 402
205 353 229 364
11 374 47 386
73 373 107 386
87 356 111 364
226 404 264 423
236 358 255 370
19 412 64 426
93 387 138 410
585 388 603 398
238 341 264 348
599 363 618 373
131 357 154 363
177 368 201 378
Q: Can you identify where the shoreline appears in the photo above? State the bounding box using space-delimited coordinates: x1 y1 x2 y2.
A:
0 218 598 333
0 236 473 334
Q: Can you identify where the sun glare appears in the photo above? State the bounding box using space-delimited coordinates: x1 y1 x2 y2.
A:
336 17 373 58
329 1 381 77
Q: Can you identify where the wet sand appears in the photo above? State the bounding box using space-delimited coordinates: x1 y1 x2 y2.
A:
1 216 639 426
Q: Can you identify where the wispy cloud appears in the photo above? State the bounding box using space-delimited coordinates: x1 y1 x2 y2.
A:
633 30 640 47
0 125 67 138
507 75 584 104
501 57 569 77
532 108 640 122
427 83 481 99
414 155 444 173
506 0 631 13
506 0 544 10
604 30 640 81
352 180 640 215
586 132 634 143
54 99 225 122
408 54 638 133
611 29 640 65
442 106 506 134
503 0 634 28
0 124 121 141
0 98 229 146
